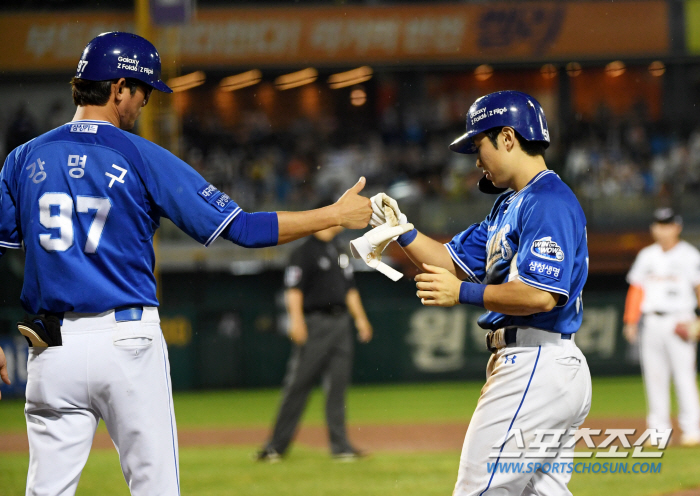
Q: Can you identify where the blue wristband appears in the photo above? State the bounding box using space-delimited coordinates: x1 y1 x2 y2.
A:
397 228 418 247
459 282 487 307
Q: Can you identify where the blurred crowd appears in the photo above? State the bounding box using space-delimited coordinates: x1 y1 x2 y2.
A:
563 106 700 201
179 101 480 210
179 101 700 207
4 98 700 209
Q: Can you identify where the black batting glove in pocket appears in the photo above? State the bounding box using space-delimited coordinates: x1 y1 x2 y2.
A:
17 315 63 347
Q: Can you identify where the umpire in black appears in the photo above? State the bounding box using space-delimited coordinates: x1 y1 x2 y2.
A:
257 220 373 461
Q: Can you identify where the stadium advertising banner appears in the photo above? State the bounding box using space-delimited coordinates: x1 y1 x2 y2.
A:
0 1 669 72
156 272 633 391
0 269 639 397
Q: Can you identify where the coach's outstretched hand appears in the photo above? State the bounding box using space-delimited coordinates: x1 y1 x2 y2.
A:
277 177 372 244
415 263 462 307
334 177 373 229
0 345 11 399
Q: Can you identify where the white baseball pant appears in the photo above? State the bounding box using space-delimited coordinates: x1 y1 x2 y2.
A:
454 329 592 496
639 313 700 439
24 307 180 496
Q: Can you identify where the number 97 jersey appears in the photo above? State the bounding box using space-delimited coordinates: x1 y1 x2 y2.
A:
0 120 241 314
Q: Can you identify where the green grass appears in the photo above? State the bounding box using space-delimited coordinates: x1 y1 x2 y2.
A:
2 377 699 495
588 376 649 418
174 381 483 428
2 445 700 496
0 376 667 433
0 381 485 433
1 446 460 496
568 447 700 496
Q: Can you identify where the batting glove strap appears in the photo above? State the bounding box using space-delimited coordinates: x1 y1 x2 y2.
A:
459 282 487 307
350 222 414 281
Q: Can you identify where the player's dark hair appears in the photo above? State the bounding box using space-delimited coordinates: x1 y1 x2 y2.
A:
484 127 547 158
70 77 142 107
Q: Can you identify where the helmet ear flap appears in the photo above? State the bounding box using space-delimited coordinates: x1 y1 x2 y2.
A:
478 176 508 194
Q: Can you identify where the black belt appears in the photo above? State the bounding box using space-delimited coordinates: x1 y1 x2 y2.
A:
486 328 571 353
305 305 346 316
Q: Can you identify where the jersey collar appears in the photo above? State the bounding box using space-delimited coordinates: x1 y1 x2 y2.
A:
68 119 116 127
505 170 556 204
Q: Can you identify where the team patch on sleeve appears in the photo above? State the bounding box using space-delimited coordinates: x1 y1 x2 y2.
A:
198 183 232 212
530 236 565 262
525 258 562 281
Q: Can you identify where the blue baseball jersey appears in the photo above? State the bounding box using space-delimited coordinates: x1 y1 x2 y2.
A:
446 170 588 334
0 120 241 314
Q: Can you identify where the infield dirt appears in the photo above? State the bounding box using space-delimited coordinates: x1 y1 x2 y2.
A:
0 416 673 452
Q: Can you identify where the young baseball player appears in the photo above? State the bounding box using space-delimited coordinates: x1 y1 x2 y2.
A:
623 208 700 446
359 91 591 495
0 32 371 496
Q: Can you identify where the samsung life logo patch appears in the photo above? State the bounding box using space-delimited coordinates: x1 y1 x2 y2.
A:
214 193 231 212
70 124 98 134
525 259 562 281
198 183 231 212
531 236 564 262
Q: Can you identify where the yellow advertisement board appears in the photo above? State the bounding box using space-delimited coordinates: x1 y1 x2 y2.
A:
686 0 700 53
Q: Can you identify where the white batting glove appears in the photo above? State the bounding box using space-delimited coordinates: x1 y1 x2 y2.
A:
372 202 401 254
350 221 414 281
370 193 407 228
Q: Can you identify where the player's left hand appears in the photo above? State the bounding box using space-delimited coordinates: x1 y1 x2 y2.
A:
415 263 462 307
675 322 690 341
675 320 700 342
355 317 373 343
0 345 11 400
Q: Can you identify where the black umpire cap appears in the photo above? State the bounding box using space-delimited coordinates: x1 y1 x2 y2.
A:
653 207 682 225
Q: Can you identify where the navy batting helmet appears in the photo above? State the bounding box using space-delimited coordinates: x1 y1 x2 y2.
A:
75 32 172 93
449 90 549 154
